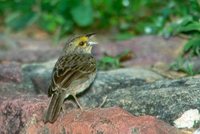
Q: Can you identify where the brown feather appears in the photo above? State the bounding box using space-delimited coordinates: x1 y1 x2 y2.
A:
46 53 96 123
44 91 66 123
48 54 96 96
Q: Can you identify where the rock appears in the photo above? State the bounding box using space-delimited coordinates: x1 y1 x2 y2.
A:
0 82 26 96
0 62 22 83
0 48 61 63
1 61 200 125
0 97 181 134
22 60 56 94
20 62 163 94
0 37 61 63
0 95 47 134
93 35 187 67
174 109 200 128
35 108 181 134
80 73 200 124
0 60 55 95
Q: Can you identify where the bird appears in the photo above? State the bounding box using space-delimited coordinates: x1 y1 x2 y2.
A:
44 33 97 123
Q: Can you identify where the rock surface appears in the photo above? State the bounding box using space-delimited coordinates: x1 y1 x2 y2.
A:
0 60 200 125
0 98 181 134
0 37 61 63
0 95 47 134
84 73 200 124
0 62 22 83
93 35 186 67
0 60 164 94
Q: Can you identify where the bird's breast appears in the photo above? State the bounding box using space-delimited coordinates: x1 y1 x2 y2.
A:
67 73 96 95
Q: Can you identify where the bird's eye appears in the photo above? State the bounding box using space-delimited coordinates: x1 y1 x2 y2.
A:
79 41 85 46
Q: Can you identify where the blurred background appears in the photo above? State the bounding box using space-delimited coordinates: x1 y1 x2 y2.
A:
0 0 200 75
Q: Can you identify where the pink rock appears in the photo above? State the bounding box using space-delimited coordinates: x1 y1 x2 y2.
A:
0 95 47 134
0 96 182 134
93 36 186 67
1 36 186 67
35 108 181 134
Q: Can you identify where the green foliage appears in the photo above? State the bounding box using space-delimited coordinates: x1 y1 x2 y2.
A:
1 0 199 38
161 16 200 37
170 36 200 76
97 50 132 70
159 1 200 75
183 38 200 56
97 56 120 70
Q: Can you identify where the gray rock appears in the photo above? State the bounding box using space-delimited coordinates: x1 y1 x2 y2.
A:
20 61 163 94
80 73 200 124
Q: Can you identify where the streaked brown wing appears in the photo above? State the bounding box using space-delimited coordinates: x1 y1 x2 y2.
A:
48 54 96 96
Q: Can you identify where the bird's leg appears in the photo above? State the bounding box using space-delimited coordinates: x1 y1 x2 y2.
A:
98 96 107 108
59 106 65 121
61 106 65 113
72 94 84 110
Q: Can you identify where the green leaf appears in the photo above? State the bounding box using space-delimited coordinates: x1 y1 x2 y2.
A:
70 1 93 27
195 46 200 55
177 22 200 33
178 16 193 26
160 16 194 37
97 56 120 70
101 56 118 63
183 38 200 56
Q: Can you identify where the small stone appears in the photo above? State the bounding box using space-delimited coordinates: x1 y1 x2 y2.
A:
174 109 200 128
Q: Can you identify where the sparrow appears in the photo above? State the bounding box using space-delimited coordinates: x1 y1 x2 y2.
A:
44 33 97 123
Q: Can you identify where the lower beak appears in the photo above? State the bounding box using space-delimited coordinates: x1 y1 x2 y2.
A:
89 41 98 46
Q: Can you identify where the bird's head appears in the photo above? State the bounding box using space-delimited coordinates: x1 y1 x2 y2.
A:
64 33 97 54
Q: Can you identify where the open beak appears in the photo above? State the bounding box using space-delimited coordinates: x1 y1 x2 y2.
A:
86 33 97 46
88 41 98 46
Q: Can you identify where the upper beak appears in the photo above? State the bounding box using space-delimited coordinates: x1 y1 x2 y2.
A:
86 33 96 38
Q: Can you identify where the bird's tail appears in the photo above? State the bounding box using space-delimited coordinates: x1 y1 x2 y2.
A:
44 92 65 123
